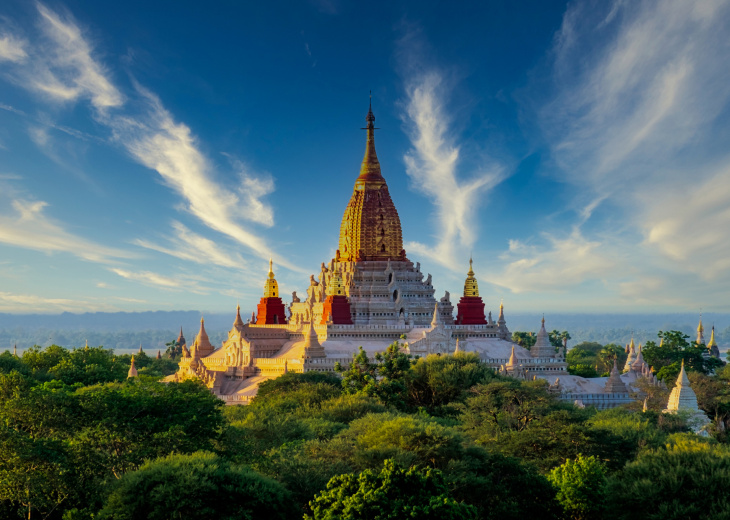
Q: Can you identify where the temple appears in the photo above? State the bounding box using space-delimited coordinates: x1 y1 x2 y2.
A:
663 360 710 435
167 103 568 403
163 102 724 417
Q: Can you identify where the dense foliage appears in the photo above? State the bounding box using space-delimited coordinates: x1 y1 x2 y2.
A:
0 340 728 519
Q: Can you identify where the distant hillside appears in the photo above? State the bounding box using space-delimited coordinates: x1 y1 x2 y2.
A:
1 311 728 356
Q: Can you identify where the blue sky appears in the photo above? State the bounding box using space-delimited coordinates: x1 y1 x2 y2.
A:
0 0 729 316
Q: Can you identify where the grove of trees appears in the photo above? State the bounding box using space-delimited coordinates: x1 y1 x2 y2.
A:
0 339 728 519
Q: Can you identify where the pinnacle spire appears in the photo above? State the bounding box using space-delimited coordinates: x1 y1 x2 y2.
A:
463 257 479 297
697 314 705 344
431 303 442 328
507 345 518 367
605 358 628 393
234 304 244 330
127 355 138 378
531 315 554 358
303 302 325 357
357 96 383 186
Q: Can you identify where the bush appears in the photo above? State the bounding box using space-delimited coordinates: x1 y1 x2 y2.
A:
98 452 298 520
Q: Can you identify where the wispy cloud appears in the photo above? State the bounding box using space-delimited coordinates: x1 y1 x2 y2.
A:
0 33 27 62
493 228 618 294
401 71 505 268
510 0 730 307
134 220 248 270
110 268 182 288
109 267 211 295
30 3 123 109
0 198 133 263
108 86 286 265
0 3 293 271
0 291 117 313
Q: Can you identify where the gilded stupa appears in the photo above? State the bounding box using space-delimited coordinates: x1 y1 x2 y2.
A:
337 100 404 263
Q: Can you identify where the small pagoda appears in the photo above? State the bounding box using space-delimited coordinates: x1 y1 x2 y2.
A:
455 258 487 325
256 259 287 325
320 267 353 324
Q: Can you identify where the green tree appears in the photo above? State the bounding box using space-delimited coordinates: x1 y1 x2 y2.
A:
459 380 631 471
164 338 182 359
566 342 604 376
97 452 297 520
548 455 607 520
596 344 627 375
605 440 730 520
336 342 413 408
404 352 500 414
72 379 225 479
511 332 536 350
550 330 571 349
0 426 70 520
257 371 342 398
0 352 31 376
687 370 730 437
446 448 560 520
306 459 476 520
336 347 378 396
568 364 600 378
643 331 724 380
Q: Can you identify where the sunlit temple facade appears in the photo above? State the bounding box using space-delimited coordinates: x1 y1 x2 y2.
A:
167 103 569 403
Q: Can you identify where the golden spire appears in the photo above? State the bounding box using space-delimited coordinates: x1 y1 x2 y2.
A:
463 257 480 297
697 314 705 344
127 355 138 378
263 259 279 298
356 94 384 188
708 326 717 347
234 304 244 329
507 345 518 367
337 97 404 263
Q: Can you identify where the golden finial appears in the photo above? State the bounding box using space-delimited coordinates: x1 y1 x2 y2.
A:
264 259 279 298
463 256 479 297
